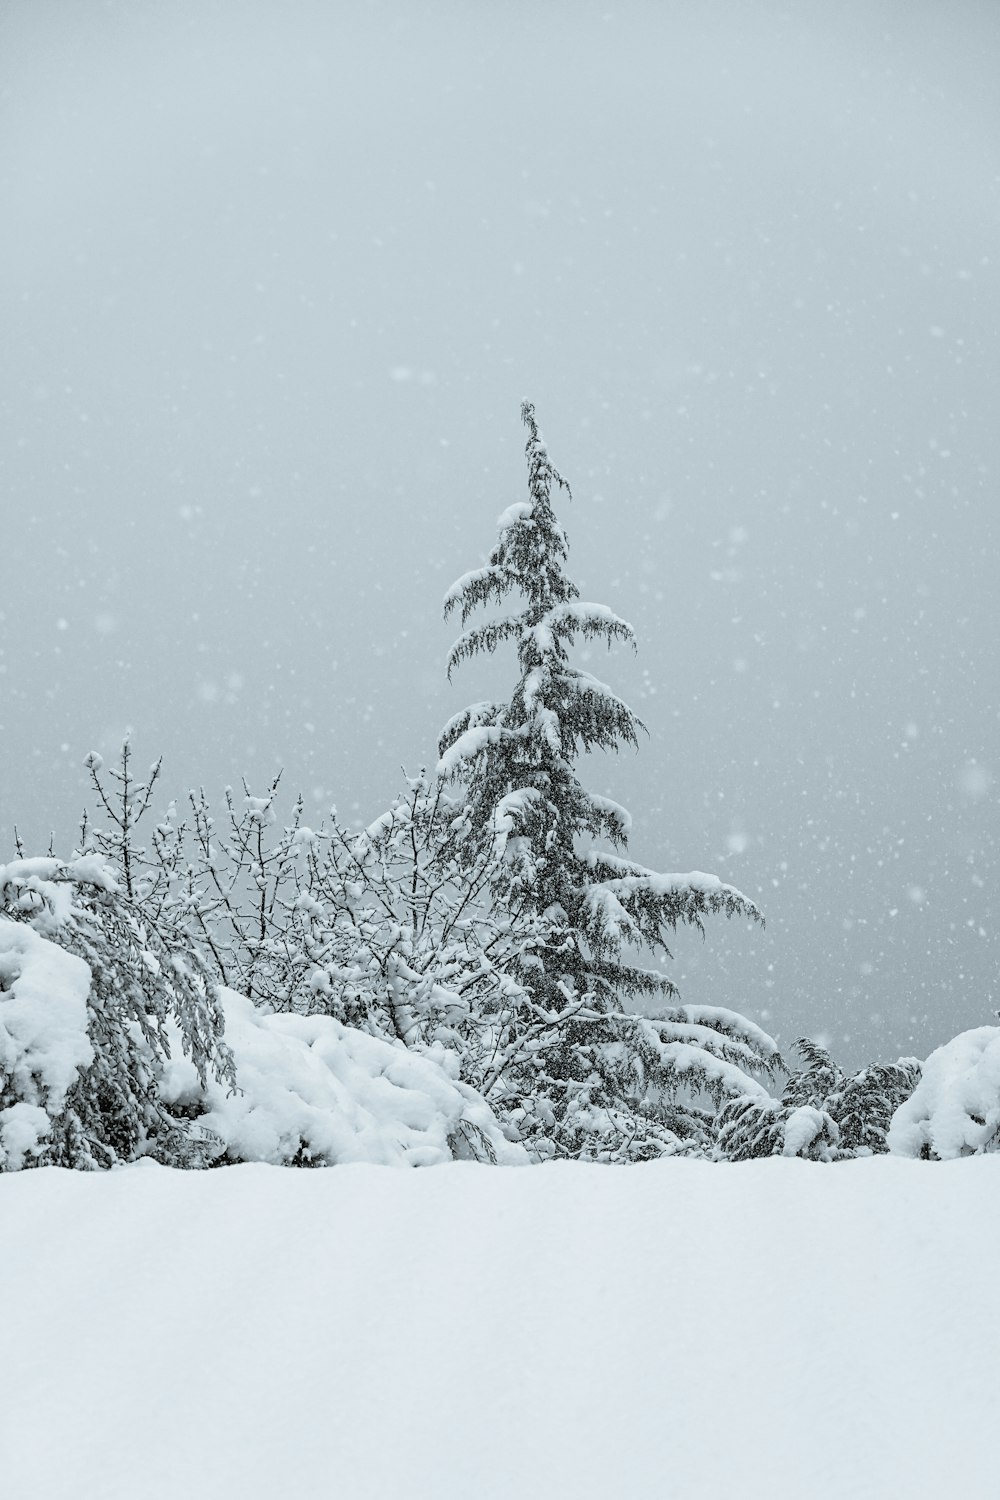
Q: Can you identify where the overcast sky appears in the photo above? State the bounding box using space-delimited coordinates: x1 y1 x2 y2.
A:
2 0 998 1065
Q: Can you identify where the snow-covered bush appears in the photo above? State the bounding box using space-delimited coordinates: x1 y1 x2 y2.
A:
782 1037 844 1112
260 772 543 1045
712 1036 925 1162
833 1059 923 1154
489 1003 784 1163
0 917 93 1169
887 1027 1000 1159
161 988 526 1167
0 856 233 1170
79 746 306 1007
713 1095 840 1162
81 744 536 1048
771 1037 921 1159
72 745 551 1161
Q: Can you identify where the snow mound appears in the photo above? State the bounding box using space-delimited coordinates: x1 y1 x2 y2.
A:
888 1026 1000 1159
0 918 94 1168
162 988 527 1167
782 1104 834 1157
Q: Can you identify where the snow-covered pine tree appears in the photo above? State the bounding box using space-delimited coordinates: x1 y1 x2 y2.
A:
438 401 778 1159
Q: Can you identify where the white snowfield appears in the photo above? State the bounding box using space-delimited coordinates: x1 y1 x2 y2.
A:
4 1155 998 1500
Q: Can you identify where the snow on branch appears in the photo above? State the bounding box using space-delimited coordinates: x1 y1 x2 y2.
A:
541 600 635 649
495 500 534 532
437 702 503 759
654 1004 784 1073
647 1016 779 1079
520 669 564 754
443 563 514 626
521 400 572 507
655 1039 774 1105
582 885 642 951
1 856 119 930
582 792 632 839
490 788 542 861
437 720 521 780
446 618 522 679
553 669 644 754
584 852 764 935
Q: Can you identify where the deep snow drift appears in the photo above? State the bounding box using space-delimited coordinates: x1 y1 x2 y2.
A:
4 1156 997 1500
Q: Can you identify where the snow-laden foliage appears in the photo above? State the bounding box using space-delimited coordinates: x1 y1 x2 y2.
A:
439 403 774 1159
80 751 311 1008
0 916 93 1169
832 1058 923 1155
783 1037 921 1157
887 1027 1000 1159
253 773 542 1051
0 856 233 1169
85 751 543 1060
160 987 526 1167
715 1036 923 1161
782 1036 845 1112
714 1096 840 1162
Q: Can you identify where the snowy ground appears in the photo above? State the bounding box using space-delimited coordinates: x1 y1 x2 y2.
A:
5 1157 998 1500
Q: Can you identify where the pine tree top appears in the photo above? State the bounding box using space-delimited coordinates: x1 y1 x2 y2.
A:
443 402 637 705
444 402 577 633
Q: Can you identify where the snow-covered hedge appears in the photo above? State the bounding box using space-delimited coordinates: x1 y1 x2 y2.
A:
887 1027 1000 1159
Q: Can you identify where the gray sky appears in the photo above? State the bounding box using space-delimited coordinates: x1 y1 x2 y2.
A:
2 0 998 1066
